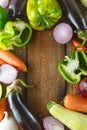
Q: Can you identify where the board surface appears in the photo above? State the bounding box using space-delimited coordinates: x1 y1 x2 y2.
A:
13 1 87 130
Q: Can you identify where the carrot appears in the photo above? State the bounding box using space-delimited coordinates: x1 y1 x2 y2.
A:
0 98 8 121
0 48 27 71
64 94 87 113
0 59 6 65
72 39 87 54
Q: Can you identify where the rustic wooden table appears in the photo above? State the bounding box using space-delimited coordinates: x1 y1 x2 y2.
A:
14 1 87 130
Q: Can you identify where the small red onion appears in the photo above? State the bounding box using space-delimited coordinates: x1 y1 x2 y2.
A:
53 23 73 44
43 116 64 130
0 0 9 8
78 77 87 98
0 64 18 84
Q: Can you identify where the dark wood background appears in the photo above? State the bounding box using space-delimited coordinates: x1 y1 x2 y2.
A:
13 1 87 130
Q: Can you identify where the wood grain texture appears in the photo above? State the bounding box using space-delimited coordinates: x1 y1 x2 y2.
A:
27 29 66 119
10 1 87 130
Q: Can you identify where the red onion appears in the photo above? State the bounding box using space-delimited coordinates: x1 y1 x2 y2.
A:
53 23 73 44
0 64 18 84
0 0 9 8
78 77 87 98
43 116 64 130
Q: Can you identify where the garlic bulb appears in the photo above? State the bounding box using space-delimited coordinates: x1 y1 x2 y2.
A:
0 111 18 130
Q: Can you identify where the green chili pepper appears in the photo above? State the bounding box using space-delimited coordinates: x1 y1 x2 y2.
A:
0 19 32 50
58 50 87 84
26 0 62 30
0 6 8 30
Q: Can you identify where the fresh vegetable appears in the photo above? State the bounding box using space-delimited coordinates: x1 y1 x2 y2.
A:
0 0 9 8
0 59 6 65
64 94 87 113
0 48 27 72
43 116 64 130
78 77 87 98
72 39 87 54
77 30 87 46
0 6 8 30
0 84 2 99
80 0 87 7
0 64 18 84
27 0 62 30
6 80 42 130
53 23 73 44
5 79 31 97
0 111 18 130
47 101 87 130
57 0 87 30
0 19 32 50
0 98 8 121
8 0 26 19
58 50 87 84
8 92 42 130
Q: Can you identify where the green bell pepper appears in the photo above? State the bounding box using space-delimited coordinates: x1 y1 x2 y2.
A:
58 50 87 84
26 0 62 30
0 19 32 50
0 6 8 30
77 30 87 46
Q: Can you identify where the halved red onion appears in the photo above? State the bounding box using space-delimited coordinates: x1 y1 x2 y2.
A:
0 0 9 8
0 64 18 84
43 116 64 130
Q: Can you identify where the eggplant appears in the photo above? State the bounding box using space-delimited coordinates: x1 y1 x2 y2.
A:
57 0 87 30
8 0 26 18
8 92 42 130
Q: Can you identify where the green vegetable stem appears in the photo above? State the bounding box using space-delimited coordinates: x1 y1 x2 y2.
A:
58 50 87 84
26 0 62 30
0 19 32 50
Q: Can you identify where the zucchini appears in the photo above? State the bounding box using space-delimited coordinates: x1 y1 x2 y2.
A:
47 101 87 130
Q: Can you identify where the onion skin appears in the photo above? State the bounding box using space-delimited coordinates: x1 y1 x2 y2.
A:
0 111 18 130
43 116 64 130
0 64 18 84
0 0 9 8
78 77 87 98
53 23 73 44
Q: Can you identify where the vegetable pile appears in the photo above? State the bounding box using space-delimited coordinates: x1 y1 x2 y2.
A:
0 0 87 130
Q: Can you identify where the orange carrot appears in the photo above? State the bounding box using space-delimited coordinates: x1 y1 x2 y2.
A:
0 59 6 65
0 98 8 121
64 94 87 113
72 39 87 54
0 48 27 72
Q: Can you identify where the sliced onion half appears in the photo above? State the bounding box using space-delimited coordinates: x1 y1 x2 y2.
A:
43 116 65 130
0 64 18 84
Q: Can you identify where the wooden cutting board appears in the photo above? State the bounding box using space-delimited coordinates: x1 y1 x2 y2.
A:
11 2 87 130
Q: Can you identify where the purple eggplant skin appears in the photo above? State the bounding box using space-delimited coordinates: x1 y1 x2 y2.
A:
8 92 42 130
57 0 87 30
8 0 26 18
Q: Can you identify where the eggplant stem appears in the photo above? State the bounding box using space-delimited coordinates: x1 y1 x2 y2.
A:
5 79 32 97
